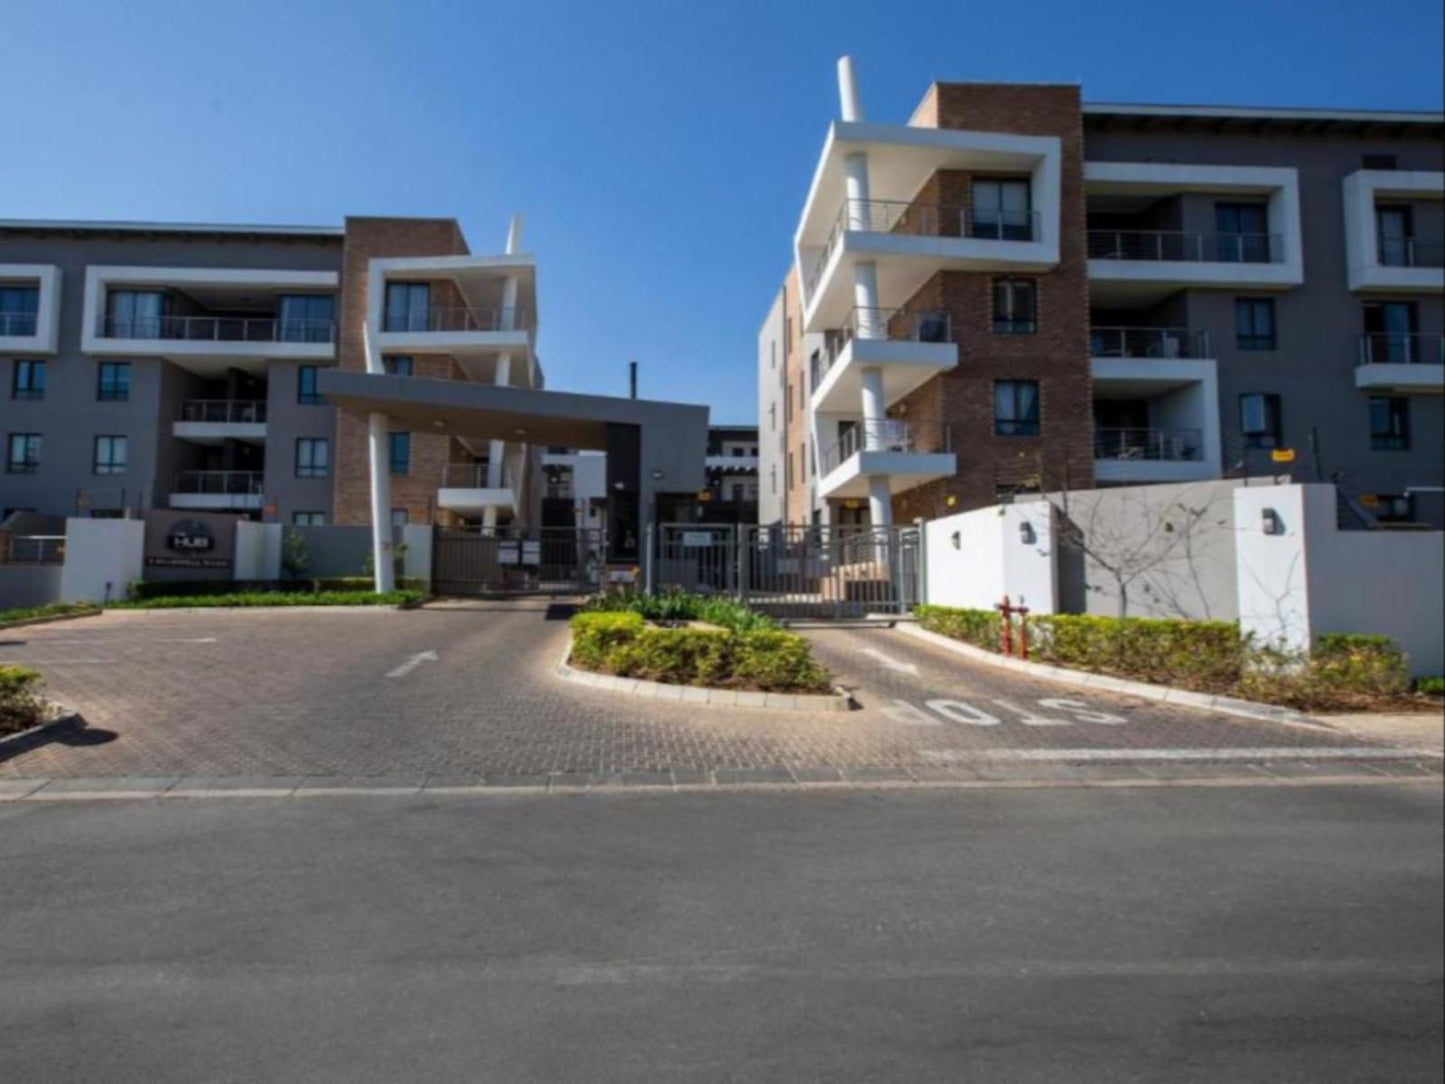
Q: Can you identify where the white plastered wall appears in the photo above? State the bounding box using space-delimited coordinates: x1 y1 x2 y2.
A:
59 518 145 603
923 500 1055 613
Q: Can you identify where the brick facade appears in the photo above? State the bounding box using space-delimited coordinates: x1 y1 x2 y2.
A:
332 217 471 526
782 266 814 524
890 84 1095 522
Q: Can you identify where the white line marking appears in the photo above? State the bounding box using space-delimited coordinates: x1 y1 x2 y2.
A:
859 648 919 675
385 650 438 679
919 746 1427 763
18 637 219 645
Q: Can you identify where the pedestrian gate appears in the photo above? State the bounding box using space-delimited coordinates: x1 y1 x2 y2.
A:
433 526 605 596
651 524 921 619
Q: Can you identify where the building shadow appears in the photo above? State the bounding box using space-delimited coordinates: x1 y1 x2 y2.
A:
0 715 118 764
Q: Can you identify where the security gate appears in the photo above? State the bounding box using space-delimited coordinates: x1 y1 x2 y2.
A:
651 524 921 619
433 526 605 596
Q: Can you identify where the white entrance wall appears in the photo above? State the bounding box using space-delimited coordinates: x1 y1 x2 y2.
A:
923 500 1055 613
234 521 283 581
59 517 144 603
1235 484 1444 676
402 524 433 587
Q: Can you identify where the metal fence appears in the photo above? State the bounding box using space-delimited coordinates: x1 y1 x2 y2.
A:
4 535 65 564
433 526 605 596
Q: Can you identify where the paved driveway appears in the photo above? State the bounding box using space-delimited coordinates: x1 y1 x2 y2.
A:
0 603 1430 782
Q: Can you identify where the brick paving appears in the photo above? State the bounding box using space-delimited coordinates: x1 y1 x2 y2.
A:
0 603 1432 782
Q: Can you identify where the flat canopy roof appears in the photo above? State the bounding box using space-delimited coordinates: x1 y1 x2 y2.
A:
318 370 708 451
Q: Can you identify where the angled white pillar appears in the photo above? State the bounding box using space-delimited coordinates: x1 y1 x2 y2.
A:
367 412 396 593
836 56 864 123
868 476 892 530
843 153 872 232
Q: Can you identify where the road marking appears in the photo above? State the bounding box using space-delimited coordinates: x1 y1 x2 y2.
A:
1 658 117 665
386 650 438 679
920 747 1416 763
28 637 219 645
859 648 919 675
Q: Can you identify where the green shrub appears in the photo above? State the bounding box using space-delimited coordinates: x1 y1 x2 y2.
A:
730 630 832 692
1238 633 1410 711
582 588 777 632
0 602 99 626
0 664 44 735
914 605 1000 651
1029 614 1245 690
570 612 646 669
111 590 421 610
126 578 424 601
1417 676 1445 696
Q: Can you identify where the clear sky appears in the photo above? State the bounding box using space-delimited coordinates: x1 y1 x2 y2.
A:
5 0 1442 425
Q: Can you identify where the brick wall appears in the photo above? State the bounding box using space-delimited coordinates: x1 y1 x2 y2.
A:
782 265 814 524
890 84 1095 522
332 217 470 526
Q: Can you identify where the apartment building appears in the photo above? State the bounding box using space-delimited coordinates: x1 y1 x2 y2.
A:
758 60 1445 530
0 215 543 530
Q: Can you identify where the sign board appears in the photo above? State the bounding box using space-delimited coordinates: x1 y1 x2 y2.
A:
143 511 236 573
498 541 521 566
681 531 716 548
1358 493 1380 508
521 540 542 566
605 567 637 585
1270 447 1296 463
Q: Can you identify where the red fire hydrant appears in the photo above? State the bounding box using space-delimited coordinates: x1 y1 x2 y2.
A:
996 595 1031 660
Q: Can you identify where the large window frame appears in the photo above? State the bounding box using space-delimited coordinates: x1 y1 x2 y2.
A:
383 282 431 333
12 359 44 400
297 365 323 405
1368 397 1410 451
93 435 128 475
1215 202 1271 263
971 178 1033 240
292 511 327 527
96 361 132 402
1240 393 1283 450
0 286 40 337
295 437 330 479
1235 299 1277 351
104 289 165 338
388 432 411 476
994 380 1041 437
6 433 42 474
992 278 1037 334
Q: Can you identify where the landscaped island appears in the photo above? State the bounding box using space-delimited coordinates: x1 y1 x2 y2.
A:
569 591 833 694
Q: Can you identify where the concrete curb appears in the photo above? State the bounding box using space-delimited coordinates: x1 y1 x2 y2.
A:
555 644 855 713
0 608 102 632
896 622 1336 731
95 604 414 616
0 699 83 753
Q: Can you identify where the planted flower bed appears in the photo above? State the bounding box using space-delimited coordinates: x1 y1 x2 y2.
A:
570 591 833 694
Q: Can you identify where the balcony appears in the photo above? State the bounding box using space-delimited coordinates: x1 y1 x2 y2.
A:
1341 169 1445 291
436 461 517 517
811 306 958 413
169 470 264 511
173 400 268 444
1354 333 1445 393
1089 325 1219 419
817 418 955 500
705 454 760 470
0 264 61 353
1085 229 1304 300
1093 427 1213 484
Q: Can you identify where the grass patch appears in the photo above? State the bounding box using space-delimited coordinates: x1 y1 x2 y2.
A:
125 578 425 601
110 590 422 610
571 593 831 694
1415 676 1445 697
0 665 46 737
0 602 100 626
915 605 1424 713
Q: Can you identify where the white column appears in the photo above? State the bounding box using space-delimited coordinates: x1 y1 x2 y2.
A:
367 412 396 593
868 476 892 530
836 56 864 122
851 258 882 338
843 153 871 231
860 367 886 449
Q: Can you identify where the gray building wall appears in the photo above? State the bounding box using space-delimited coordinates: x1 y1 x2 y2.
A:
0 227 343 523
1084 123 1444 522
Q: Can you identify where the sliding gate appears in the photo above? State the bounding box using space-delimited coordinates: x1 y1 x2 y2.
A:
433 526 605 596
652 524 921 620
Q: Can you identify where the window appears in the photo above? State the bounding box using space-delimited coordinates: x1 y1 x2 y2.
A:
384 355 414 376
768 403 776 432
92 435 127 475
1215 202 1271 262
97 361 131 401
1363 301 1418 363
383 282 430 332
390 508 409 528
12 359 44 400
787 451 794 486
1235 299 1276 350
972 178 1032 239
730 483 745 501
104 289 165 338
6 433 41 473
1369 397 1409 451
1373 494 1414 523
994 380 1040 437
292 511 327 526
277 294 335 343
0 286 39 337
1240 393 1282 449
388 432 411 475
1376 206 1415 267
770 341 777 370
992 278 1037 333
296 437 329 478
297 365 322 405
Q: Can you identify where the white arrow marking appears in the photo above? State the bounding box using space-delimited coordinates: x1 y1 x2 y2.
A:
859 648 919 676
386 650 438 679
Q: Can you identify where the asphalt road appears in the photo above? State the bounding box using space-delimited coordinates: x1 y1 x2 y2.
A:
1 784 1440 1082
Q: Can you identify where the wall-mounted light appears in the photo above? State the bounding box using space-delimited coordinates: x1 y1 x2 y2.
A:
1262 507 1284 535
1018 521 1036 545
651 469 664 481
950 531 961 550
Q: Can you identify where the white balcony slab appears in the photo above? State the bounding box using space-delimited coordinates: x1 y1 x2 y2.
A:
373 328 533 385
437 486 517 516
812 337 958 413
817 450 956 500
0 264 61 354
172 421 267 444
1342 170 1444 292
1354 363 1445 393
1093 458 1217 485
169 493 264 512
1089 355 1217 395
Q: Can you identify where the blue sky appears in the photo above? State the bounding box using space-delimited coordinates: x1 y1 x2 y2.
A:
5 0 1442 425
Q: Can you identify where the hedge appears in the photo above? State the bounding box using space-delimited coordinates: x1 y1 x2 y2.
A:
914 605 1415 711
0 665 45 736
110 590 423 610
125 577 425 601
0 602 99 626
569 611 831 693
580 588 777 632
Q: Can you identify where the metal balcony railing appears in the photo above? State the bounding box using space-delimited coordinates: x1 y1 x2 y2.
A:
1358 333 1445 366
5 535 64 564
808 198 1042 296
820 418 952 476
1086 230 1282 264
0 311 38 336
813 306 954 387
1089 326 1211 359
381 307 530 334
99 315 336 343
1093 428 1203 462
178 399 267 424
173 470 264 495
544 483 573 501
1378 237 1445 269
442 461 517 489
